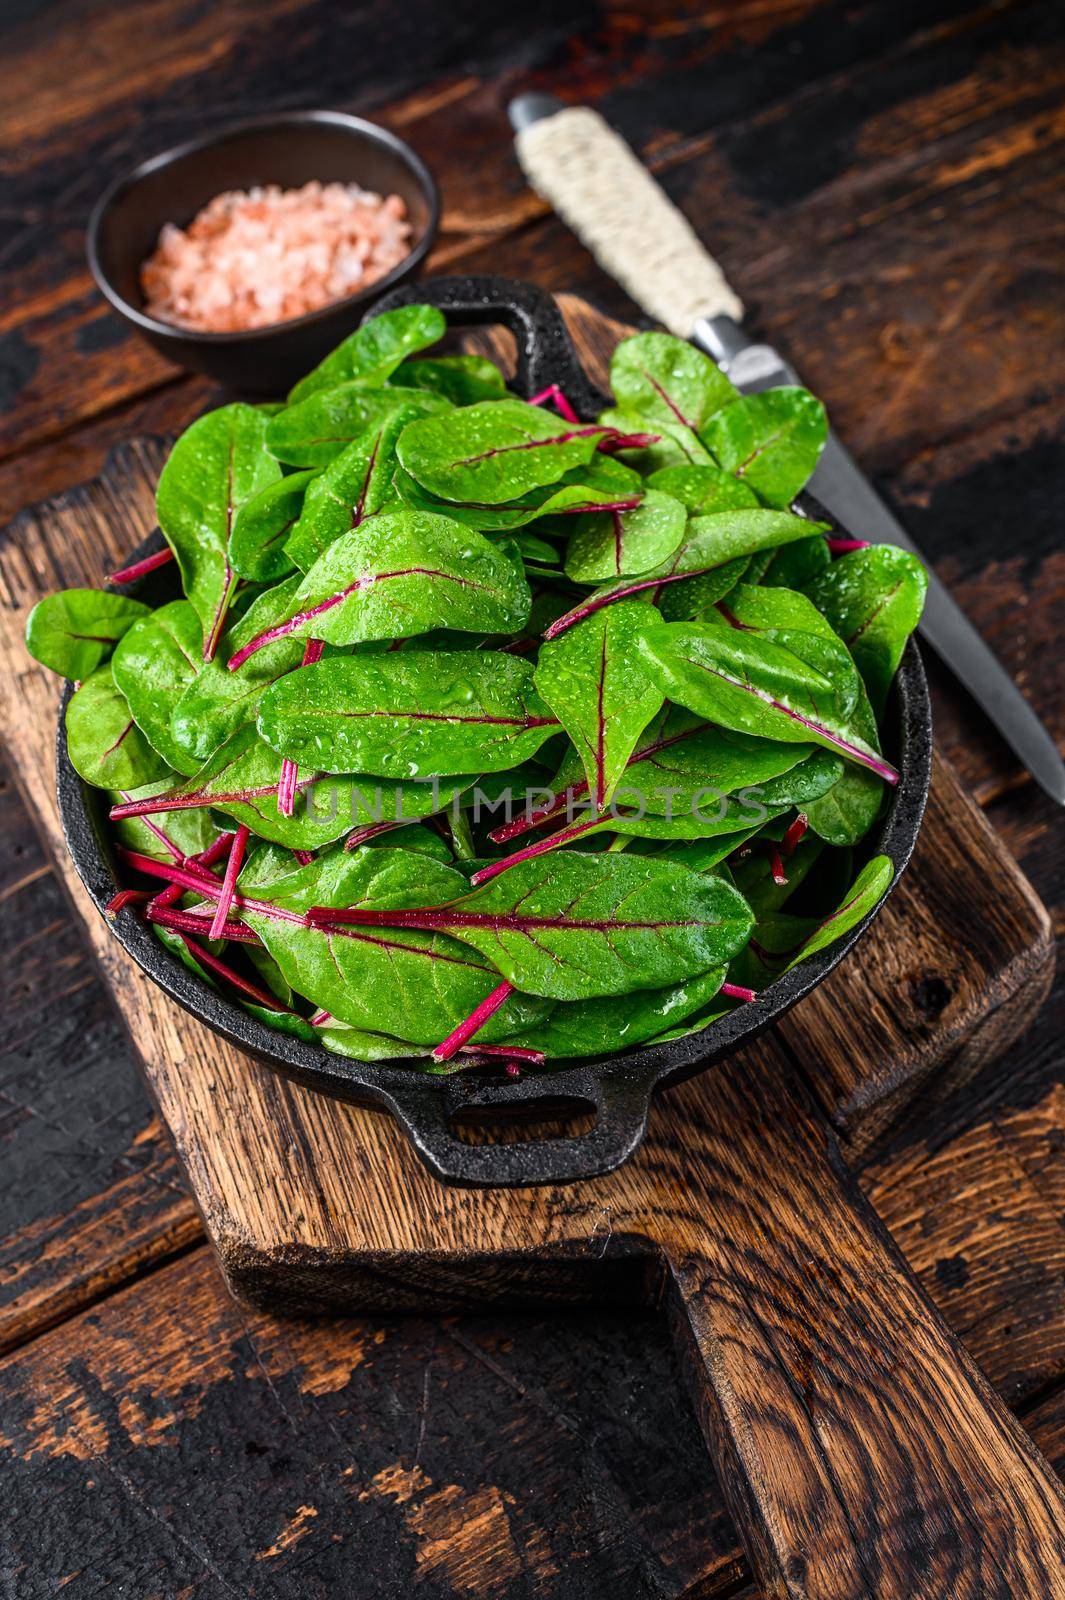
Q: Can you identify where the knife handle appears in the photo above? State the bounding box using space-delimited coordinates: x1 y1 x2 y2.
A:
513 104 743 335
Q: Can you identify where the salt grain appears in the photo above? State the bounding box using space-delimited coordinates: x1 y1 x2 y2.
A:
140 180 413 333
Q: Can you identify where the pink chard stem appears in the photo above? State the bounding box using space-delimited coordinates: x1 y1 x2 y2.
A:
106 546 175 585
277 639 324 817
825 537 871 555
180 936 292 1011
432 980 516 1062
469 816 604 886
721 983 758 1003
527 384 580 424
209 824 250 940
147 904 259 943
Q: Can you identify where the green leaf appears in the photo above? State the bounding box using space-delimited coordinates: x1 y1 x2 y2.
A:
258 650 557 777
323 853 754 1002
701 387 827 508
25 588 150 680
396 398 612 504
266 386 447 469
170 575 316 764
288 303 447 403
228 470 317 583
502 967 727 1057
563 490 686 582
598 405 708 470
569 748 840 842
230 511 531 659
610 332 737 447
550 707 811 814
391 353 506 405
533 602 665 809
637 620 896 782
804 546 927 716
706 583 863 717
283 409 417 572
546 509 823 638
238 845 551 1045
111 724 475 848
392 458 644 535
156 403 281 658
65 665 171 789
731 855 894 987
109 782 218 861
111 599 204 774
758 534 830 590
646 463 759 513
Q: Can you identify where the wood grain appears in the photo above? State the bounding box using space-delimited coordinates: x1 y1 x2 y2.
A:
0 294 1061 1596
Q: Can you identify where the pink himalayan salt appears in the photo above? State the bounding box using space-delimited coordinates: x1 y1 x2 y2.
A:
140 180 412 333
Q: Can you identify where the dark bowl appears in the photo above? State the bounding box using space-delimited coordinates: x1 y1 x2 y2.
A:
86 111 440 393
56 276 932 1189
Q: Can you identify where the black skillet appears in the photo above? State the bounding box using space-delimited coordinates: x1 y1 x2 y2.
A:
56 276 931 1189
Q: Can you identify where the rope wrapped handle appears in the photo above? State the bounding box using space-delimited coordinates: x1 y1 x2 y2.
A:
514 104 743 336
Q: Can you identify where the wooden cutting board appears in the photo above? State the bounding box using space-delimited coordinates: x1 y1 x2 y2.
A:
2 295 1062 1598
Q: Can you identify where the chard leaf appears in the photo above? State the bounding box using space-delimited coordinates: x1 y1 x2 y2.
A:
110 724 475 848
598 406 705 470
283 409 417 572
804 764 883 847
109 782 218 862
637 621 897 782
732 833 824 917
391 354 506 405
320 1027 431 1062
258 650 557 777
229 511 531 661
170 575 317 763
25 588 150 680
557 748 839 844
707 582 863 717
533 602 665 809
111 600 204 774
545 509 823 638
758 534 830 590
804 546 927 715
730 855 894 986
501 966 727 1057
610 332 737 444
66 665 171 789
229 470 317 583
563 490 686 582
267 386 447 468
392 459 644 534
156 403 281 659
312 853 754 1002
238 846 551 1044
550 705 809 815
288 304 447 403
701 387 827 508
396 398 612 504
646 464 759 514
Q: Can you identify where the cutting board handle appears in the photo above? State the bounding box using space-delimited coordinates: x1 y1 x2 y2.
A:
651 1053 1065 1599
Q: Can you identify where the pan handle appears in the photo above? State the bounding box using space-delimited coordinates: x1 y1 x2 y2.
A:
381 1067 653 1188
367 273 607 413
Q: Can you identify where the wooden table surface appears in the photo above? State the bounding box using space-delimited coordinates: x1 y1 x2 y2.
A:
0 1 1061 1595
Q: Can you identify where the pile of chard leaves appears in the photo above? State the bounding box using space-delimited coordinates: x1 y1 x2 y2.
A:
28 306 926 1071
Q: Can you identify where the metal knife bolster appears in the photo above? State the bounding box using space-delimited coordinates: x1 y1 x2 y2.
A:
692 314 798 392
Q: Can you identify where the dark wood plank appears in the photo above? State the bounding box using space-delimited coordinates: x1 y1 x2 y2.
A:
0 743 199 1353
1 0 1060 465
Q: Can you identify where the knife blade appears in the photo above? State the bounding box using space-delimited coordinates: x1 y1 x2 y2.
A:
510 94 1065 804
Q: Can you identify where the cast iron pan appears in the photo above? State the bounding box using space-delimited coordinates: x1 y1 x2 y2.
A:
56 276 932 1188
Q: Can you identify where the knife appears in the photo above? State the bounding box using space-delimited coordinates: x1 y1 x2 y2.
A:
509 94 1065 805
